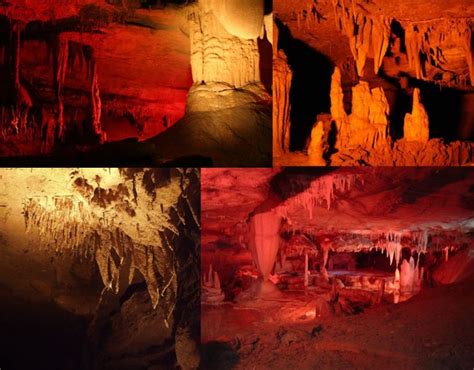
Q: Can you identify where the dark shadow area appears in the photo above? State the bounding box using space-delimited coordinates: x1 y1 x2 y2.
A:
400 168 468 204
411 79 468 142
258 36 273 94
200 341 239 370
276 18 334 151
0 288 89 370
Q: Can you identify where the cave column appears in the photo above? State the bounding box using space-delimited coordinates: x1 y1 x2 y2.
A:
249 211 282 281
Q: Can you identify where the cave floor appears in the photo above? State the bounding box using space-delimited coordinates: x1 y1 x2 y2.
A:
202 277 474 370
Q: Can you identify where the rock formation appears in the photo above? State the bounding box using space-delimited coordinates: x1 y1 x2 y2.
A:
403 88 429 144
273 50 293 156
188 3 261 88
201 264 225 304
332 0 392 76
307 121 326 164
249 211 282 281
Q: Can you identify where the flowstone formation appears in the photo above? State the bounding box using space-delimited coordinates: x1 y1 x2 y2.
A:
273 0 474 166
186 0 272 112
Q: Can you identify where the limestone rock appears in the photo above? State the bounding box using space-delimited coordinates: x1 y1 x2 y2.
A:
201 264 225 304
307 122 326 165
332 0 391 76
189 4 261 87
403 88 429 144
204 0 264 40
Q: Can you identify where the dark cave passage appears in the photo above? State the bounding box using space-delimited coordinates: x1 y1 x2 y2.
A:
0 288 89 370
276 18 334 151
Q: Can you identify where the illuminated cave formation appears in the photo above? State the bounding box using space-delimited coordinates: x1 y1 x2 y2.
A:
201 167 474 369
0 168 200 370
273 0 474 166
0 0 272 166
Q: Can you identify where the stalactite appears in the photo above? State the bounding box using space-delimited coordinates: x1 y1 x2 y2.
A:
277 174 359 219
332 0 391 75
91 60 104 142
412 230 429 254
56 38 69 141
405 19 473 86
273 49 293 156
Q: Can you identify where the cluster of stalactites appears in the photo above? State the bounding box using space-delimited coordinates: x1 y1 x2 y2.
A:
332 0 392 75
23 196 177 320
24 196 92 253
375 230 430 266
291 0 324 30
277 174 360 220
405 19 473 86
53 37 105 144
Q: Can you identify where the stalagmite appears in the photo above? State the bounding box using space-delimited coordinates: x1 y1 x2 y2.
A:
273 50 293 156
304 253 309 287
443 247 449 262
330 67 347 149
394 267 400 304
344 82 391 149
403 88 429 144
201 264 225 304
249 211 282 280
400 257 416 293
307 122 325 164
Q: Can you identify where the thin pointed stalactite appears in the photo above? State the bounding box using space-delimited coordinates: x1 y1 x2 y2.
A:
91 60 104 143
56 38 69 141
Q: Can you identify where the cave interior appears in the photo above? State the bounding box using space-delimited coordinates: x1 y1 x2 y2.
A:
201 167 474 369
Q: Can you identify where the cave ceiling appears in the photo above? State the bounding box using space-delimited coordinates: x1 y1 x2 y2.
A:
201 168 474 248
